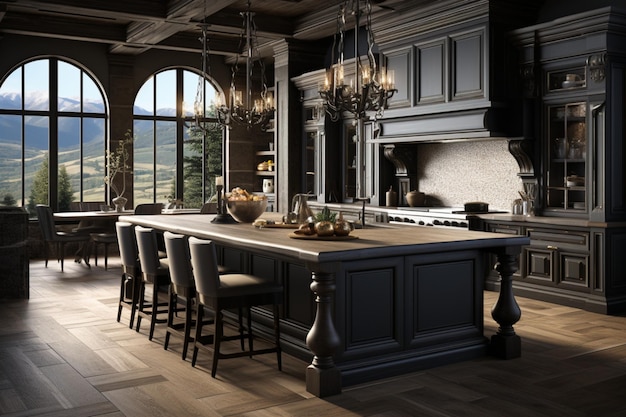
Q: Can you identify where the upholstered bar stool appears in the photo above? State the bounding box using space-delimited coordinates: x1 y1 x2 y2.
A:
163 232 212 360
134 226 171 341
115 222 141 329
188 236 283 378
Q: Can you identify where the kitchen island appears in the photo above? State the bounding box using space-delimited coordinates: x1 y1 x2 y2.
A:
121 214 529 397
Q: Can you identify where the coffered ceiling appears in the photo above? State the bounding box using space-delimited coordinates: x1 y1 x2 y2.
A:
0 0 419 57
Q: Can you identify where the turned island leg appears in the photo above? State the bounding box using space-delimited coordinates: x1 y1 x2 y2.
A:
490 246 522 359
306 271 341 397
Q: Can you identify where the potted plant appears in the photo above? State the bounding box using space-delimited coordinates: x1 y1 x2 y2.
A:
105 129 134 212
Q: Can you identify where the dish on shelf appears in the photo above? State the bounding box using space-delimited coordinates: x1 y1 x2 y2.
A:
561 80 584 89
566 175 585 187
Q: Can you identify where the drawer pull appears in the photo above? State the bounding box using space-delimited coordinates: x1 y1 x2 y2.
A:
547 245 559 250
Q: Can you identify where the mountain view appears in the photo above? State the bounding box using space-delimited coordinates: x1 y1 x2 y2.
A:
0 90 180 206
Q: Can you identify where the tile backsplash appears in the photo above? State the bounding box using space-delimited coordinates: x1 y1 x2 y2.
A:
416 139 521 211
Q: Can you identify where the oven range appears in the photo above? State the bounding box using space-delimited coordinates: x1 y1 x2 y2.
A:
386 207 473 229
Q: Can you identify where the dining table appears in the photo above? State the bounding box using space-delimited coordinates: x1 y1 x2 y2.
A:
53 210 134 266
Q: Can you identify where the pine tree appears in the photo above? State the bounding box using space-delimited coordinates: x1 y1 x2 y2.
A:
58 164 75 211
27 155 50 214
25 155 75 213
1 193 17 206
183 120 223 207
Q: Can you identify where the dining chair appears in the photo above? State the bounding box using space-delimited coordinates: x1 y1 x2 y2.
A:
36 205 91 272
69 201 117 270
90 232 117 270
188 236 283 377
200 202 218 214
134 203 164 215
134 226 170 341
115 221 141 328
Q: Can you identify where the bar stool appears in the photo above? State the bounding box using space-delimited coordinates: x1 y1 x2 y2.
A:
115 222 141 329
162 232 212 360
134 226 171 341
188 236 283 377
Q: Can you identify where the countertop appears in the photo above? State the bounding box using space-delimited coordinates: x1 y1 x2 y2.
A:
307 202 623 229
120 214 530 264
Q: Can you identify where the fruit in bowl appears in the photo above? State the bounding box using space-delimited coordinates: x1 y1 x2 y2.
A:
226 187 268 223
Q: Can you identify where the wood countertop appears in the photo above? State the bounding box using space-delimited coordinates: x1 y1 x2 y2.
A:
120 214 530 264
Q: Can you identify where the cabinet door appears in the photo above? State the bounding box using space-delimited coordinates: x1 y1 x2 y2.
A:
304 128 325 201
525 247 554 282
560 252 588 287
545 102 587 213
450 28 485 101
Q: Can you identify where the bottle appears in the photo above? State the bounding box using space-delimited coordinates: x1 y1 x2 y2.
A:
386 186 397 207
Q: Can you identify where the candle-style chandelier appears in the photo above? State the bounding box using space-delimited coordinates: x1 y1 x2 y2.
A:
216 0 274 130
190 21 212 135
319 0 396 122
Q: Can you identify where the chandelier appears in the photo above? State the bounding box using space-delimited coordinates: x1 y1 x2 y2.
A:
216 0 274 129
190 21 212 135
319 0 396 122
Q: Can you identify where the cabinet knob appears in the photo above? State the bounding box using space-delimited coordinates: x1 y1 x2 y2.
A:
547 245 559 250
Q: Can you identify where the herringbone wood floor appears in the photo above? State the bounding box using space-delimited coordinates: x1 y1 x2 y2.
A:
1 257 626 416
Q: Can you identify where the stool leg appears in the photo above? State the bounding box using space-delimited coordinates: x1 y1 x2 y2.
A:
212 310 223 378
103 242 109 270
148 281 159 341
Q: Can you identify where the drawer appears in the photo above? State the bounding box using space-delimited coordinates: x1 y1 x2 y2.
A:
527 228 589 250
486 223 523 235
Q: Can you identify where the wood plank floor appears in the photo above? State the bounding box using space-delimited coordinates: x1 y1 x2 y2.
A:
1 257 626 416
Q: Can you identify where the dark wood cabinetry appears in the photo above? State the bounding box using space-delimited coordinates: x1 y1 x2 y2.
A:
545 101 588 214
524 228 590 288
478 7 626 314
482 218 618 313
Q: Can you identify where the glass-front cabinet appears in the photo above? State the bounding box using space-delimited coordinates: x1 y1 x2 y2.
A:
545 101 587 214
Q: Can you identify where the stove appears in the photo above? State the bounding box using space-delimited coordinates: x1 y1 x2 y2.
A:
386 207 477 229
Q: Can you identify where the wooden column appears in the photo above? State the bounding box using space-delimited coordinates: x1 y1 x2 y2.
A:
305 270 341 397
489 245 523 359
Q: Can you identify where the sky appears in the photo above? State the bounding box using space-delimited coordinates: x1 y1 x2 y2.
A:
0 58 219 115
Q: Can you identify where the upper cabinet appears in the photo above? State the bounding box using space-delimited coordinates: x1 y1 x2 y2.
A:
509 6 626 222
370 1 538 143
545 101 588 215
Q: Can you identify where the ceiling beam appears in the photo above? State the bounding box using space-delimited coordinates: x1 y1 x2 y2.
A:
0 0 168 21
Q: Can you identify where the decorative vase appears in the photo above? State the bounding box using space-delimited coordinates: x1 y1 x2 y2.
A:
262 178 274 193
112 196 127 212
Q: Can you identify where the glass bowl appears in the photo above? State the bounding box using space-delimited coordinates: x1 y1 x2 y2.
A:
226 195 268 223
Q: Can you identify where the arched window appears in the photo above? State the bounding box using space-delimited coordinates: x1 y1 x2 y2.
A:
133 68 223 208
0 58 107 214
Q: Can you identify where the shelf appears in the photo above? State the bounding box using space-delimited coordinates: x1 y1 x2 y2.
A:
256 171 275 176
256 150 275 156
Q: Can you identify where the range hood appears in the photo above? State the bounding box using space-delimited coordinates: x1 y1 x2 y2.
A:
372 106 512 144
